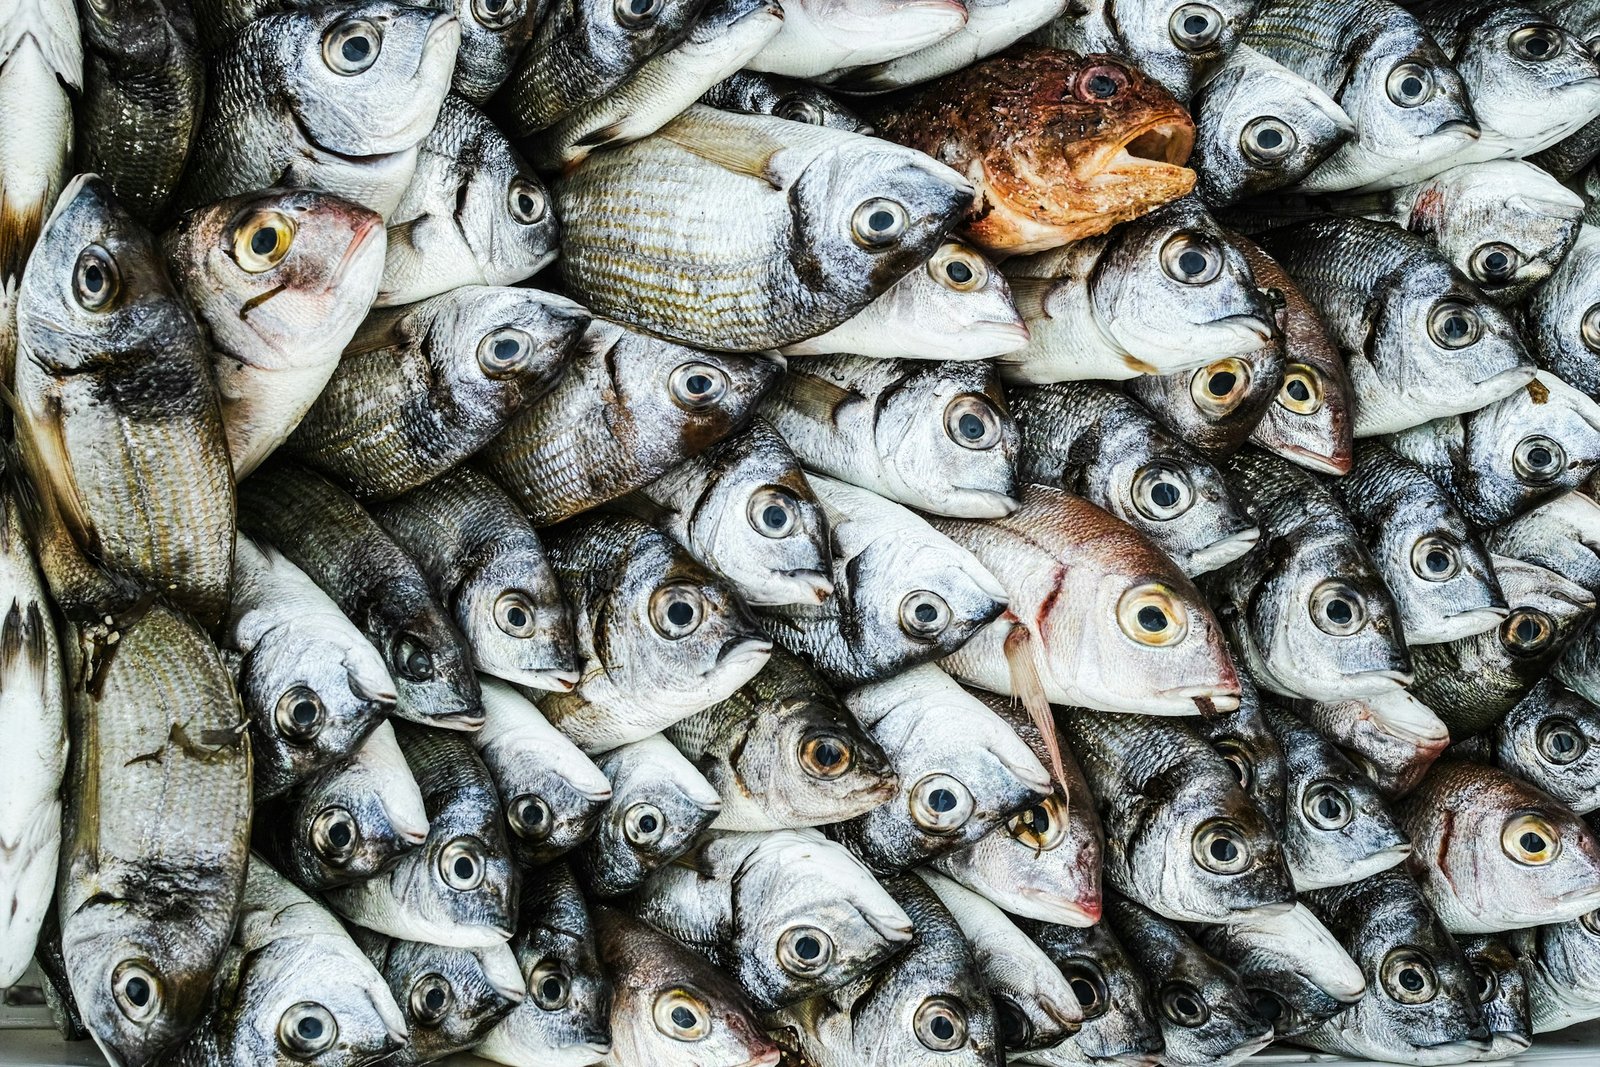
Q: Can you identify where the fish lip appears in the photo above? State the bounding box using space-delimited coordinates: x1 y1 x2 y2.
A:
1155 684 1241 711
1413 605 1507 645
1229 899 1298 920
1099 117 1196 174
718 635 774 668
1434 119 1481 140
736 1052 783 1067
494 665 581 692
948 487 1022 517
1260 442 1351 477
781 567 835 603
328 215 384 291
1556 884 1600 909
1021 887 1101 926
1185 526 1260 573
1207 312 1279 347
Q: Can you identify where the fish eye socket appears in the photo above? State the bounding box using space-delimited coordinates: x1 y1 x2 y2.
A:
231 210 296 273
1160 232 1223 284
1007 795 1067 850
1582 304 1600 353
1169 2 1223 49
1309 580 1367 637
530 962 571 1010
1278 364 1325 415
393 633 435 681
777 925 835 975
1538 718 1588 765
1410 536 1461 582
1193 819 1252 874
1380 949 1439 1004
279 1001 338 1057
439 838 487 890
1502 811 1561 865
654 990 710 1040
799 731 854 780
1302 780 1354 830
851 198 909 249
944 394 1004 450
615 0 661 25
508 793 554 840
1190 357 1251 416
995 996 1032 1047
774 95 824 124
1214 740 1253 790
1117 584 1189 647
111 959 161 1022
493 589 539 638
1160 981 1210 1027
909 772 975 833
899 590 952 639
1249 988 1289 1026
1427 300 1482 349
274 685 327 744
1132 462 1193 521
1063 962 1108 1018
914 996 969 1051
748 487 800 538
649 583 706 639
310 806 358 864
1076 62 1129 101
1472 964 1499 1005
669 362 730 409
624 802 666 845
322 18 382 74
1470 242 1522 284
507 176 547 225
1240 116 1297 165
73 245 121 311
472 0 523 29
477 326 534 379
410 973 454 1027
1500 607 1556 655
1584 910 1600 935
1386 61 1435 107
927 242 988 291
1510 24 1564 61
1513 434 1566 483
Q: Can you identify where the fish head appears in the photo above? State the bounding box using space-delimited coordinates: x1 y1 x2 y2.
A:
506 875 614 1058
1088 0 1258 102
1026 919 1164 1066
870 360 1019 517
845 525 1009 667
382 940 523 1059
1495 677 1600 814
1195 689 1288 830
453 133 560 283
870 241 1030 361
454 545 578 688
380 607 485 728
430 287 592 420
610 333 786 461
1450 9 1600 150
402 806 520 945
587 735 721 892
1283 730 1410 891
718 72 872 131
1462 374 1600 524
451 0 539 101
573 0 713 90
501 757 613 867
1455 934 1531 1056
1478 556 1596 693
735 683 896 827
1339 24 1478 170
1102 436 1258 578
1416 162 1583 302
1147 927 1274 1067
1253 354 1355 477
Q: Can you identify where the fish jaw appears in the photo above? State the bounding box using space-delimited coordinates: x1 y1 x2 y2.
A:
1182 526 1261 577
1409 605 1508 647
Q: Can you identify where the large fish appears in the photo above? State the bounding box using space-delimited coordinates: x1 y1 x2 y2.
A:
355 933 523 1067
0 0 78 277
1491 676 1600 815
1017 915 1163 1067
1517 907 1600 1033
1485 488 1600 594
1030 0 1258 102
1194 903 1367 1039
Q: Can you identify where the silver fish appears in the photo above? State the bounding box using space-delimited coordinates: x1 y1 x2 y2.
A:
449 0 541 103
828 0 1067 91
1031 0 1258 102
1124 326 1286 459
1194 903 1367 1039
698 70 871 131
1300 690 1449 799
358 934 524 1066
1456 933 1533 1060
0 0 77 277
1525 222 1600 399
1016 916 1163 1067
743 0 967 80
1492 676 1600 815
1192 663 1287 830
1485 488 1600 594
1518 907 1600 1033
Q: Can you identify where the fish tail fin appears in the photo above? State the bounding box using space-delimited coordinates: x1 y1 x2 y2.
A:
1003 617 1064 786
0 796 62 987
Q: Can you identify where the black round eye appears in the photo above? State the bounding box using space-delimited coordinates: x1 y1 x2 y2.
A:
1170 2 1223 48
279 1002 338 1055
1327 599 1352 625
669 363 729 410
946 261 973 284
640 813 659 832
929 788 958 812
1428 300 1482 348
851 198 909 247
126 976 150 1006
1211 838 1237 862
425 988 445 1011
74 246 121 310
1511 24 1564 60
395 635 434 680
1089 74 1116 96
328 821 352 848
323 18 382 74
667 602 693 627
931 1016 955 1040
311 806 358 863
1287 379 1310 402
1207 369 1236 396
343 36 369 61
1402 76 1422 96
1161 233 1222 284
440 839 487 890
1137 606 1168 632
1152 482 1180 508
795 935 822 960
1134 463 1193 521
1400 969 1424 992
250 228 277 255
671 1006 696 1029
1311 581 1366 636
1180 250 1207 276
274 686 326 744
1539 719 1587 764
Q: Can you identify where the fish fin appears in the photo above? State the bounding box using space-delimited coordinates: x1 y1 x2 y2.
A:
1004 276 1056 323
779 372 865 423
0 598 46 683
1003 618 1065 786
605 490 675 527
341 308 412 358
573 123 624 152
0 188 45 282
657 114 789 189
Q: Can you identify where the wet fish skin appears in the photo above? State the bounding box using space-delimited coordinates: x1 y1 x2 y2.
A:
1485 488 1600 594
1525 223 1600 400
1300 690 1451 799
1456 933 1533 1060
1030 0 1258 102
1191 664 1287 830
0 0 79 277
357 933 523 1066
1125 326 1285 459
1015 916 1163 1067
829 0 1067 92
1517 906 1600 1033
449 0 541 103
699 70 871 131
743 0 967 81
1492 676 1600 815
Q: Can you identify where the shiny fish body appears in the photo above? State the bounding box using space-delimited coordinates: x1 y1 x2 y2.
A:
1030 0 1257 102
1017 916 1163 1067
1491 676 1600 814
1124 325 1285 459
1300 690 1451 798
1191 665 1287 830
832 0 1065 91
743 0 967 80
1485 488 1600 594
1525 223 1600 399
1530 0 1600 177
449 0 541 103
358 933 523 1066
1518 909 1600 1033
0 0 78 276
698 70 870 131
1194 903 1366 1040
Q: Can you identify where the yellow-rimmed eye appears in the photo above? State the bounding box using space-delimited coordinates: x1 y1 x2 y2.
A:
1381 949 1438 1003
927 243 988 292
1278 364 1324 414
1502 812 1560 865
1501 608 1555 656
74 245 120 311
112 959 161 1022
798 732 853 780
653 989 710 1040
232 210 295 273
1117 584 1188 647
1191 358 1251 416
494 590 537 637
1007 795 1067 851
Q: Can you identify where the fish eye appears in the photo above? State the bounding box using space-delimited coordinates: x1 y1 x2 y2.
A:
995 996 1032 1047
1500 608 1555 655
1472 964 1499 1005
1007 795 1067 851
273 685 326 744
1582 304 1600 353
944 394 1004 450
1117 584 1189 647
279 1001 338 1056
649 583 706 639
1502 812 1561 865
799 731 854 780
669 362 730 409
927 242 988 292
1513 434 1566 483
1278 364 1325 415
1302 780 1354 830
393 633 435 681
1510 24 1564 61
1240 116 1297 165
1584 910 1600 935
909 772 975 834
1214 740 1253 790
624 802 666 845
508 793 554 841
111 959 161 1022
1538 718 1587 765
1309 579 1367 637
231 210 296 273
1249 988 1290 1027
1160 232 1223 284
1169 2 1223 49
494 590 538 638
748 487 800 538
1063 962 1108 1018
654 990 710 1040
1386 61 1435 107
410 973 454 1027
777 925 835 975
1132 463 1193 521
1193 819 1252 874
1076 62 1129 101
477 326 534 379
1190 357 1251 416
1380 948 1439 1004
322 18 382 75
615 0 661 25
1469 242 1522 284
310 806 359 864
774 95 824 124
530 962 571 1010
73 245 120 311
507 176 547 225
851 198 910 249
472 0 523 29
899 590 952 639
439 838 487 890
1427 300 1481 349
914 996 969 1051
1160 981 1210 1027
1410 536 1461 582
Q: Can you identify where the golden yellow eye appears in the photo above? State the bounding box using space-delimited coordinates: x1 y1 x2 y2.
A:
798 732 853 780
1500 608 1555 656
1278 364 1324 414
1190 358 1251 416
232 210 296 273
653 989 711 1040
1502 812 1560 865
927 242 988 291
1117 584 1188 647
1007 795 1067 851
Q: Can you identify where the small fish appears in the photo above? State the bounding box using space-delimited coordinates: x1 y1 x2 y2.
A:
832 0 1067 91
1485 488 1600 594
324 724 518 947
449 0 541 103
357 934 524 1066
665 648 895 832
1030 0 1258 102
1491 676 1600 815
570 733 722 898
1456 933 1534 1060
1017 916 1164 1067
1396 759 1600 933
1194 903 1367 1039
1125 331 1286 458
744 0 966 79
1517 907 1600 1033
288 287 589 500
1300 690 1451 798
1192 664 1288 829
1525 223 1600 400
698 70 871 130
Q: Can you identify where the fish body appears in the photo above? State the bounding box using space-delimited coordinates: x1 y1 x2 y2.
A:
1017 916 1163 1067
698 70 870 130
1191 666 1286 829
1526 223 1600 399
1492 676 1600 815
1485 488 1600 594
1125 331 1285 459
0 0 79 276
833 0 1066 91
743 0 967 79
1030 0 1258 102
1194 903 1366 1039
1519 909 1600 1033
1301 690 1450 798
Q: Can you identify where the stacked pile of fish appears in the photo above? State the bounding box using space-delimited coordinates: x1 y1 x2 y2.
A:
12 0 1600 1064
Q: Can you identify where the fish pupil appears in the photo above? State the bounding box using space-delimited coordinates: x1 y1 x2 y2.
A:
946 261 973 284
868 209 895 233
639 813 659 833
1137 606 1167 632
1071 979 1097 1006
426 988 446 1011
1174 995 1199 1017
1206 371 1236 397
293 700 318 725
1026 805 1049 831
929 788 957 813
1398 968 1425 993
486 0 506 10
1256 127 1284 150
762 504 787 529
686 374 712 395
506 605 529 628
453 855 475 879
1527 34 1552 56
1425 551 1450 572
251 228 278 256
298 1016 323 1040
125 977 150 1006
1317 796 1341 820
1522 831 1547 852
407 648 433 678
1325 599 1353 626
671 1006 696 1029
1150 481 1181 508
1178 250 1208 277
1400 75 1424 99
815 741 842 767
958 412 985 439
1286 379 1311 402
666 601 694 626
1088 74 1116 97
493 338 521 364
930 1015 955 1040
1516 617 1539 642
342 35 370 62
1209 837 1238 862
541 977 562 1000
796 935 822 960
328 821 352 847
1183 13 1209 35
1554 732 1578 754
1485 250 1509 272
1253 994 1282 1021
517 193 536 216
84 264 104 292
915 602 938 623
1528 445 1553 469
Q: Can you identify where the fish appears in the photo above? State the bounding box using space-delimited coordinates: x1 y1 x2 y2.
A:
1208 449 1412 701
1485 488 1600 594
288 286 589 500
1525 223 1600 400
743 0 966 80
1331 442 1506 645
1456 933 1534 1059
762 356 1018 518
324 724 518 947
1191 665 1287 830
758 474 1009 688
1193 903 1367 1039
224 535 396 801
1124 331 1285 458
633 418 833 608
356 933 524 1066
998 196 1277 384
535 515 772 752
1300 690 1451 798
482 320 783 527
1253 217 1534 437
557 106 972 350
863 46 1195 255
664 648 895 831
831 0 1066 92
830 666 1050 869
15 174 235 626
1016 916 1164 1067
628 827 914 1011
1030 0 1259 102
181 3 459 219
778 240 1028 362
254 720 429 891
594 907 778 1067
1263 702 1411 890
57 604 252 1067
1491 676 1600 815
0 0 78 276
1010 382 1259 576
449 0 541 103
1062 707 1294 922
237 461 484 729
570 733 722 898
1295 867 1489 1065
378 97 557 307
374 468 577 691
1190 44 1354 205
1517 907 1600 1033
1396 759 1600 933
471 679 612 868
698 70 871 130
162 188 387 479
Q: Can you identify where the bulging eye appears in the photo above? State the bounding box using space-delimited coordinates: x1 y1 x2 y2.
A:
1309 580 1367 637
1063 962 1107 1018
472 0 523 30
615 0 661 25
530 962 571 1010
1510 24 1564 60
748 487 800 538
1473 965 1499 1005
495 590 537 638
1538 718 1587 765
1380 948 1439 1004
1582 304 1600 353
1117 584 1189 647
669 362 729 409
1513 434 1566 483
914 996 968 1051
278 1002 338 1055
1387 62 1435 107
507 177 547 225
508 793 553 841
1007 795 1066 851
654 990 710 1040
851 198 909 249
273 685 326 744
74 245 120 311
1469 242 1522 284
1500 608 1556 655
1240 116 1297 164
1190 357 1251 416
310 806 358 865
231 210 296 273
1427 300 1482 348
774 95 824 124
1076 63 1130 101
410 973 454 1027
624 802 666 845
909 772 975 833
1278 364 1325 414
112 959 160 1022
1584 909 1600 935
1132 462 1193 521
1502 812 1561 865
477 327 534 379
928 243 988 291
323 18 382 75
1214 740 1253 790
799 732 853 780
1302 780 1354 830
945 394 1004 449
394 634 435 681
777 926 835 976
649 584 706 639
899 590 952 638
1410 536 1460 582
1160 982 1210 1027
1193 819 1252 874
1169 2 1223 49
1161 233 1223 284
995 996 1032 1048
439 838 487 890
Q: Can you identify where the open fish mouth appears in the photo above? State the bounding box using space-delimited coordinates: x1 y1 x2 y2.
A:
1095 119 1196 180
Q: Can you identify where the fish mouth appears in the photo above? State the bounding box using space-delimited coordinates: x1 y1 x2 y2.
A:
782 568 835 603
1097 119 1196 179
1186 526 1260 574
1021 887 1101 926
328 215 384 290
1416 605 1507 645
1207 312 1278 349
949 487 1021 518
502 666 581 692
1473 363 1538 396
1433 119 1481 140
1556 884 1600 910
1154 685 1241 713
737 1052 783 1067
1336 668 1414 697
962 319 1031 353
1262 442 1351 477
718 635 774 670
1229 899 1298 920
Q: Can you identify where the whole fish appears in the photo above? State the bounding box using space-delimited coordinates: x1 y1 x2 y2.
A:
1191 666 1287 830
324 724 518 947
482 320 783 527
449 0 541 103
865 46 1195 255
163 188 386 479
1191 44 1354 205
570 733 722 898
1242 0 1478 193
378 97 558 307
1010 383 1258 576
778 240 1028 362
472 679 613 868
743 0 966 80
830 0 1067 91
1396 760 1600 933
288 287 589 500
1456 933 1533 1059
1194 903 1367 1039
593 907 778 1067
536 515 771 752
629 828 914 1011
1125 334 1285 458
762 355 1018 518
1209 449 1411 701
998 196 1276 384
1485 488 1600 594
181 3 459 218
225 535 396 800
665 648 895 831
1332 442 1505 645
1017 916 1164 1067
1253 217 1533 437
0 0 78 276
633 418 833 608
556 106 972 349
831 667 1050 869
1301 690 1451 798
698 70 871 131
1030 0 1258 102
759 475 1008 688
15 174 234 625
1518 908 1600 1033
375 468 576 691
57 605 252 1067
1492 676 1600 815
1525 223 1600 399
238 461 483 729
356 933 523 1066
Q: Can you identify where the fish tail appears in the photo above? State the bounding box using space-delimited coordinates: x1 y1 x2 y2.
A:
0 597 45 678
1002 617 1065 787
0 797 62 986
